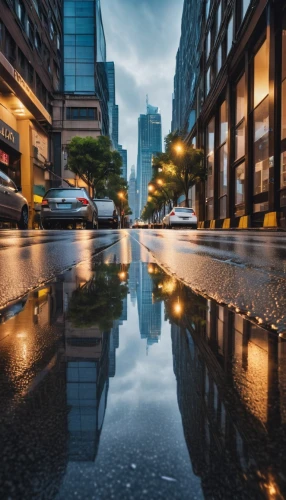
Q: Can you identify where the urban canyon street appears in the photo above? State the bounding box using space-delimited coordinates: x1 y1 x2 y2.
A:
0 228 286 499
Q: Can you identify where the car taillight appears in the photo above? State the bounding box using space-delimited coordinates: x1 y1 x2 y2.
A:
193 211 196 216
170 211 175 216
42 199 49 206
76 197 89 205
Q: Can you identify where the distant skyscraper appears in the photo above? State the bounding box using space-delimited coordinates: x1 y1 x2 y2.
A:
128 166 136 222
137 263 162 348
118 144 128 181
137 102 162 214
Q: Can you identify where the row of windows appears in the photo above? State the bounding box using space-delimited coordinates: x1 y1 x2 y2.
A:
0 21 51 108
14 0 61 52
203 27 286 220
66 107 98 120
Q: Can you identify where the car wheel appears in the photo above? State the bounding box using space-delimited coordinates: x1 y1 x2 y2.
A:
86 215 96 229
17 206 28 229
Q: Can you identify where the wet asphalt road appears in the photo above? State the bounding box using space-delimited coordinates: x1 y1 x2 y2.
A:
1 229 286 499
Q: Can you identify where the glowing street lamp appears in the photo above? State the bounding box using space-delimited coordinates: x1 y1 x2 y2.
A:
174 143 184 155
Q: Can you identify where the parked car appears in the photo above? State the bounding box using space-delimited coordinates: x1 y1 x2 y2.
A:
0 169 28 229
92 198 119 228
162 207 197 229
132 218 148 229
41 187 98 229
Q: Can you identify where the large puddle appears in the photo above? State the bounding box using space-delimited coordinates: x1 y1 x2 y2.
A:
0 238 285 499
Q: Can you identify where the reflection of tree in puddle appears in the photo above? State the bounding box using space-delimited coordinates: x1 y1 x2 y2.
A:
148 263 206 329
67 263 129 331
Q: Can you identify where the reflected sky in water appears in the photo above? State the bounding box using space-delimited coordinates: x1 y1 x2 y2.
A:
0 237 285 499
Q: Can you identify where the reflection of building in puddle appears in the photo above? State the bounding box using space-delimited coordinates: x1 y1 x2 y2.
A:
171 294 286 498
63 263 128 462
136 263 162 348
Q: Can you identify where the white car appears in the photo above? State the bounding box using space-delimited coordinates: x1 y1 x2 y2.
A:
162 207 197 229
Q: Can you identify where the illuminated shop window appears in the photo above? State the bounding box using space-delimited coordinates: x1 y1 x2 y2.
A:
235 162 245 216
218 101 228 218
235 74 246 160
281 19 286 206
253 41 269 199
206 117 215 220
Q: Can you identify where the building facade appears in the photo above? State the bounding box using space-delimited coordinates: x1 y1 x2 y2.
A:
106 61 118 149
128 165 136 222
0 0 62 226
172 0 286 229
117 144 127 180
137 103 162 214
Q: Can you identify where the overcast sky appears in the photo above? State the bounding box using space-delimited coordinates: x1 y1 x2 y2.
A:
101 0 184 178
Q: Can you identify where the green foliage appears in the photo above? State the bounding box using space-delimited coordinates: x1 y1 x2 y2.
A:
151 132 205 207
67 263 128 331
67 136 122 190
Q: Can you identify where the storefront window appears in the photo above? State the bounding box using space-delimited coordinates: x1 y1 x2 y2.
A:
235 74 245 160
218 101 228 218
235 163 245 216
281 20 286 206
254 41 269 108
206 118 215 220
253 41 269 198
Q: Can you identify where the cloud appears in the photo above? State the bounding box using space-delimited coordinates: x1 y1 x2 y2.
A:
101 0 184 174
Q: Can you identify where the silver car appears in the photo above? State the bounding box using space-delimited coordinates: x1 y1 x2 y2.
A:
41 187 98 229
0 169 29 229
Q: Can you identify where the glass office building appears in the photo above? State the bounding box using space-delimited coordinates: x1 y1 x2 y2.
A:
137 104 162 214
63 0 109 134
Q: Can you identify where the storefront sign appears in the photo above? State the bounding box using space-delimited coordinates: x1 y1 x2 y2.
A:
0 120 20 151
0 149 9 166
14 70 31 97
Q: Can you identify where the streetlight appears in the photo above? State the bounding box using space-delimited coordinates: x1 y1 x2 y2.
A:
174 143 184 155
118 192 124 229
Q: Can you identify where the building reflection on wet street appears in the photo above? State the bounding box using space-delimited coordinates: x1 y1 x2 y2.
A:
0 238 286 499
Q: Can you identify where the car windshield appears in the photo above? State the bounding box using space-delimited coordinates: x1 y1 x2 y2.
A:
174 208 194 213
44 189 86 198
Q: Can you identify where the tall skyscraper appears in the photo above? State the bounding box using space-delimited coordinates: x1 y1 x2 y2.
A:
128 166 136 222
117 144 127 180
137 102 162 214
106 62 118 149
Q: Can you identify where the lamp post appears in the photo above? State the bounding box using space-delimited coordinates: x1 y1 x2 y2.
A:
118 192 124 228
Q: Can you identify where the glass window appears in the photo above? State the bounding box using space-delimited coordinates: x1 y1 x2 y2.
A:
75 76 94 91
64 18 75 34
235 163 245 216
206 117 215 220
227 16 233 55
281 20 286 205
206 67 211 95
254 40 269 108
76 63 94 76
65 46 75 59
253 97 269 195
220 101 228 145
206 0 210 19
219 145 228 196
75 18 94 34
64 63 75 76
64 76 75 91
17 1 25 25
76 35 94 46
64 2 75 16
75 2 94 16
217 2 221 31
76 46 94 60
64 35 75 46
217 45 222 73
242 0 251 19
235 74 245 160
206 31 211 59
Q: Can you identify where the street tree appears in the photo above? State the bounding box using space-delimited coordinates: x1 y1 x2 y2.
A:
67 136 122 193
152 132 205 207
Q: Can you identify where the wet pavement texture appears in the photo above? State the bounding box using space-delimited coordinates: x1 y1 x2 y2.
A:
0 236 286 499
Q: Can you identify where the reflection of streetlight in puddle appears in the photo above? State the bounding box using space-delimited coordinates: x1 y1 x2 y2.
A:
16 332 27 338
173 297 182 315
